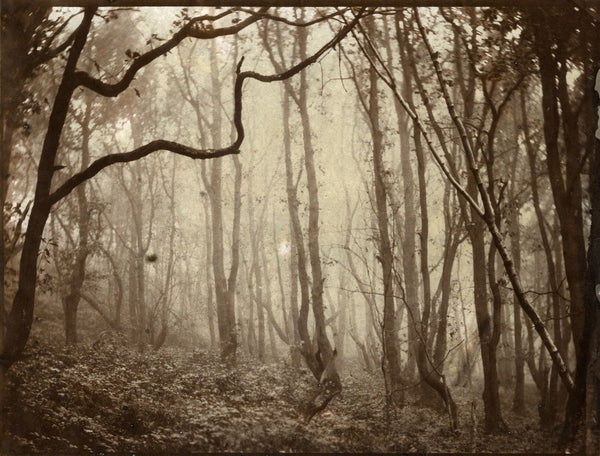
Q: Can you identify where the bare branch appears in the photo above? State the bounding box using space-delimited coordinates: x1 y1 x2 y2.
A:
49 10 364 206
236 7 352 27
413 8 574 393
348 13 485 217
74 8 267 97
48 140 239 205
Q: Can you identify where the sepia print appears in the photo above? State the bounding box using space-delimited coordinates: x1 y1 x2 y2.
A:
1 0 599 453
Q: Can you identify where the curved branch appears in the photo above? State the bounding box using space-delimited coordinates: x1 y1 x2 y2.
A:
413 8 574 393
74 7 267 97
236 7 351 27
49 10 364 207
349 15 484 217
49 140 238 205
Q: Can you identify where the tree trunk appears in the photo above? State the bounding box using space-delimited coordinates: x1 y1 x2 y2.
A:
247 175 265 361
432 188 460 369
584 74 600 455
531 19 589 441
274 214 300 366
1 8 94 370
62 101 92 345
583 28 600 453
201 187 216 349
390 17 420 384
367 15 403 406
280 83 316 374
509 200 525 413
335 274 348 371
261 242 278 360
152 156 177 351
297 20 336 376
254 249 266 362
128 228 139 342
261 17 330 378
206 39 241 364
288 220 302 368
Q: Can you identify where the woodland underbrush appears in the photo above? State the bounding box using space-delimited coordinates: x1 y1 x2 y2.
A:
1 324 571 454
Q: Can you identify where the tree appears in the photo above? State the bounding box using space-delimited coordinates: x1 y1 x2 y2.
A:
524 7 599 441
1 4 79 207
351 5 574 432
50 96 95 345
364 14 404 408
259 9 353 384
199 36 243 364
1 5 364 371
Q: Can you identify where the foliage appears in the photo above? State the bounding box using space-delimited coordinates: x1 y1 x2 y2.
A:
3 339 566 454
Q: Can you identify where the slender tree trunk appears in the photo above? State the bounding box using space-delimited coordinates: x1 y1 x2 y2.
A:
432 190 460 368
335 273 347 371
62 101 92 345
128 228 138 342
367 16 402 405
297 21 336 378
245 260 257 356
152 157 177 351
202 189 216 349
509 201 525 413
255 255 265 361
261 18 327 378
390 17 420 382
280 83 317 375
206 39 241 363
261 241 278 360
248 175 265 361
274 214 300 366
288 219 302 368
458 272 473 389
522 90 568 423
531 18 589 441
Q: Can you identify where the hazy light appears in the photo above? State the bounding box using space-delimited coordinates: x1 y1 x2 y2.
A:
278 241 291 257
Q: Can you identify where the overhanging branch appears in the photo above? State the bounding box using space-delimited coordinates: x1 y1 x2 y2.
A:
49 9 365 206
27 1 576 8
48 140 238 205
74 7 267 97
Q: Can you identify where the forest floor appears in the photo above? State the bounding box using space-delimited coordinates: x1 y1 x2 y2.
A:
2 331 576 455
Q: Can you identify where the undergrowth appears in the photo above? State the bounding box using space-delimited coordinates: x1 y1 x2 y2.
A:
1 336 567 454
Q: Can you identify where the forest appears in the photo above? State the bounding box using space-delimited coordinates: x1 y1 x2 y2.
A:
1 1 599 454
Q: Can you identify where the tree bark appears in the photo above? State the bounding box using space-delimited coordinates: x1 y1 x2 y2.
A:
297 18 336 376
248 175 265 362
433 185 461 369
366 15 403 406
508 195 525 413
201 183 216 349
1 8 95 369
61 99 93 345
449 18 506 432
529 14 590 441
205 39 242 364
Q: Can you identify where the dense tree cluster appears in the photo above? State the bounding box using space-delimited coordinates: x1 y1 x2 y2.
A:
1 3 598 453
